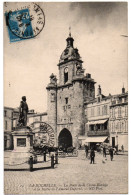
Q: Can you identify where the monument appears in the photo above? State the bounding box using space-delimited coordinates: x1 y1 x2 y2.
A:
9 96 34 165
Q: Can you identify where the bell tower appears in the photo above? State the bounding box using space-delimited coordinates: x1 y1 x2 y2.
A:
58 30 83 86
47 31 96 148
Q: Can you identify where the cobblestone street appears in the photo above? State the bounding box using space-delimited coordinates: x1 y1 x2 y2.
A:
4 150 128 194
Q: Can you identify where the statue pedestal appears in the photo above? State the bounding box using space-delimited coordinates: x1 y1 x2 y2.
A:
9 127 34 165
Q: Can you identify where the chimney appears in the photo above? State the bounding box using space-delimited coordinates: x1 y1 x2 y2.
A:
122 85 125 94
86 73 91 78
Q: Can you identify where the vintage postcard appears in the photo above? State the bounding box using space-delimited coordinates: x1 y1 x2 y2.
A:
4 2 128 194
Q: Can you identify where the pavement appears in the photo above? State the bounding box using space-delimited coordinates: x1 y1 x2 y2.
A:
4 150 128 194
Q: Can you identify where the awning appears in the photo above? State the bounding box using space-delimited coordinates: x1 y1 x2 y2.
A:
84 136 107 143
86 119 108 125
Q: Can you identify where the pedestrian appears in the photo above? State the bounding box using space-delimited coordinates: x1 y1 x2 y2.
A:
109 147 114 161
90 148 95 164
121 145 124 153
85 145 89 158
103 146 106 157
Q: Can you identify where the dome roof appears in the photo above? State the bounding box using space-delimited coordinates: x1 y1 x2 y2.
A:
59 35 81 63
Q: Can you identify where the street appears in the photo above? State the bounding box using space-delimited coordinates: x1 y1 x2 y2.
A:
4 150 128 194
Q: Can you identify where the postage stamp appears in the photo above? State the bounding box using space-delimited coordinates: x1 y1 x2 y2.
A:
5 3 45 42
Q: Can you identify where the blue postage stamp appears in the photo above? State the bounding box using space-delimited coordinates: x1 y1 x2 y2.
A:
5 3 45 43
5 9 33 42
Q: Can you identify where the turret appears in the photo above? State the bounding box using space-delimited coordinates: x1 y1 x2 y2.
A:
46 74 57 146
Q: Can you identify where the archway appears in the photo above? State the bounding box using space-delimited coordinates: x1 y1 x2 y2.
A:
58 128 72 148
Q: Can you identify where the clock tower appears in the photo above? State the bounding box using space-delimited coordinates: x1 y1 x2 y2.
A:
47 32 96 148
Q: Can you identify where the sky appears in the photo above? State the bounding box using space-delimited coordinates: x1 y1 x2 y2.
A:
4 2 128 113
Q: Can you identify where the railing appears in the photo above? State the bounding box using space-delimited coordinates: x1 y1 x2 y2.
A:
87 130 109 136
4 152 58 172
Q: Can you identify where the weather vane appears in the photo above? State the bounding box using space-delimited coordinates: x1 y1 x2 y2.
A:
69 26 71 37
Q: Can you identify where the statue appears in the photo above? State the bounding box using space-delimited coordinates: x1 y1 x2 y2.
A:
18 96 28 126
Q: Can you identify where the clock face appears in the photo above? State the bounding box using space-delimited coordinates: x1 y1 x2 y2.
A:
64 67 68 73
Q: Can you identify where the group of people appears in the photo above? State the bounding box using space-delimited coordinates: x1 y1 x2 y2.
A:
84 145 114 164
103 146 114 161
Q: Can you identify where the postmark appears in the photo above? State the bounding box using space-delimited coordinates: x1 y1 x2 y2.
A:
5 3 45 42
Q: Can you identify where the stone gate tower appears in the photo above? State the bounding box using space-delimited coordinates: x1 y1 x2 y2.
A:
46 32 96 148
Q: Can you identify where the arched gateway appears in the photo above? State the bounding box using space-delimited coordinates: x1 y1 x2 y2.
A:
58 128 72 148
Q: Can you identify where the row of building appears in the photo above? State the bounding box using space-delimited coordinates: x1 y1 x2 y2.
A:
4 32 128 151
4 108 47 150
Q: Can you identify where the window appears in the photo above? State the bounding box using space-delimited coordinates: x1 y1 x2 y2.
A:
65 98 68 104
97 107 100 116
64 67 68 83
5 121 7 130
124 97 128 103
125 120 128 132
105 105 107 115
118 107 121 117
113 108 115 118
102 105 107 115
91 108 94 116
119 122 121 132
102 106 104 115
90 125 94 131
51 93 55 102
111 122 113 132
4 110 7 117
125 106 128 117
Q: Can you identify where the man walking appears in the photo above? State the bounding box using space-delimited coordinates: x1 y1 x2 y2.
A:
90 148 95 164
85 145 89 158
109 147 114 161
103 146 106 157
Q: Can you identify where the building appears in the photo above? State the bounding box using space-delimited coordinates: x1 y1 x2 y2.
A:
4 107 15 150
4 106 47 150
46 32 96 148
109 87 128 151
27 112 47 126
4 33 128 151
46 33 128 150
84 85 111 149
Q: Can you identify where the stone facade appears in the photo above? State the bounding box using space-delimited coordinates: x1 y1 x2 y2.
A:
46 33 128 150
109 90 128 151
4 107 14 150
46 33 95 148
84 86 111 149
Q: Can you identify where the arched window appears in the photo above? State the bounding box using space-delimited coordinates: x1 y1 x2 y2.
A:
64 67 68 83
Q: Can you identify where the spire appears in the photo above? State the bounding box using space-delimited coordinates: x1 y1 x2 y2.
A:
66 27 74 47
69 26 71 37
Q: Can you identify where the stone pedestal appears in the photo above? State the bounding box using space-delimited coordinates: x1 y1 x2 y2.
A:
9 126 34 165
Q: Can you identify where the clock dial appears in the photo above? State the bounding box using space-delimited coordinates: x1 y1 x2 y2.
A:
64 67 68 73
